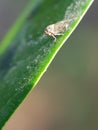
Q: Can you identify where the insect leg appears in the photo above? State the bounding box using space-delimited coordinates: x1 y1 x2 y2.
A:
55 33 64 36
51 34 57 42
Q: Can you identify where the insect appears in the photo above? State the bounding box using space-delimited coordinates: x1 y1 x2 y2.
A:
45 18 75 41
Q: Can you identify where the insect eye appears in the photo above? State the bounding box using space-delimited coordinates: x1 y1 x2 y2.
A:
47 27 50 30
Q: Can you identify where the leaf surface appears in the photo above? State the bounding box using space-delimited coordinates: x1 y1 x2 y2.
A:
0 0 94 128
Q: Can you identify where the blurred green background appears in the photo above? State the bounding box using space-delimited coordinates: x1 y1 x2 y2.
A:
0 0 98 130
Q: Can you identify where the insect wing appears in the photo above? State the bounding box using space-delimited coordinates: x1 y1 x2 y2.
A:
53 21 68 35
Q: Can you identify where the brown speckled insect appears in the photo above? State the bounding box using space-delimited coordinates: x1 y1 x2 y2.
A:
45 18 75 41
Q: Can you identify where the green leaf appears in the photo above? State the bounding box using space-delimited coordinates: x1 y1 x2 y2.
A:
0 0 94 128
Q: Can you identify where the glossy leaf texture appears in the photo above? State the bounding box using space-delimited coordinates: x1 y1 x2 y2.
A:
0 0 94 128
